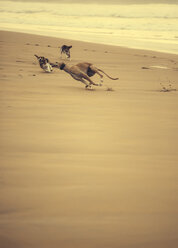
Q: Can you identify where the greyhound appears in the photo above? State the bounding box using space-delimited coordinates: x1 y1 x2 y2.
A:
56 61 119 88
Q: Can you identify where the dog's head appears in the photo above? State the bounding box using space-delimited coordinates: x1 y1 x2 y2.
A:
61 45 72 58
34 55 49 65
53 62 66 70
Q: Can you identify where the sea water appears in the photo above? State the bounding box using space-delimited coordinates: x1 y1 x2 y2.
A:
0 1 178 54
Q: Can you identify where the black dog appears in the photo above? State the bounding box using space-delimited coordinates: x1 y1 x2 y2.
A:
60 45 72 60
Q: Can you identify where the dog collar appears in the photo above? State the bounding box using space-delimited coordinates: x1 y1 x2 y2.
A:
60 63 66 70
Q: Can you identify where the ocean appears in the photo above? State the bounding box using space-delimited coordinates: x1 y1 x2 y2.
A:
0 1 178 54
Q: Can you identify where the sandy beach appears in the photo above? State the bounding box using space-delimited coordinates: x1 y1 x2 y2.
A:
0 30 178 248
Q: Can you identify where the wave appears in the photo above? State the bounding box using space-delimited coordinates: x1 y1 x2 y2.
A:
0 10 44 14
0 1 178 54
1 1 178 19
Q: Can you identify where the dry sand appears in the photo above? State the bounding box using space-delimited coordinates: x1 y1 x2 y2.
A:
0 30 178 248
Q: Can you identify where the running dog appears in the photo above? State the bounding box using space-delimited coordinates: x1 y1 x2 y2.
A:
60 45 72 60
34 54 53 73
56 62 119 88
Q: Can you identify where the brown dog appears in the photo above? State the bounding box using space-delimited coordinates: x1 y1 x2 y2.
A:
56 62 119 88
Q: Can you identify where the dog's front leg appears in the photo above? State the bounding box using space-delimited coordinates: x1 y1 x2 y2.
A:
67 54 71 61
70 73 89 88
80 79 91 88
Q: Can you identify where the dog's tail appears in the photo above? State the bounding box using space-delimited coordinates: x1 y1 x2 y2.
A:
98 69 119 80
34 54 39 59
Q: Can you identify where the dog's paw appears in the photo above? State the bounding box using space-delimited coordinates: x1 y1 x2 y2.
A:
85 85 92 90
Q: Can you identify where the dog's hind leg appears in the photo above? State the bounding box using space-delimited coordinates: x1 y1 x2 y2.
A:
81 72 102 87
89 65 103 82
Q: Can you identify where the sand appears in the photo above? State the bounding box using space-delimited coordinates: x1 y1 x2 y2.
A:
0 30 178 248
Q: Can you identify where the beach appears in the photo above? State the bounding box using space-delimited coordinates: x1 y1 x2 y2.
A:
1 1 178 54
0 30 178 248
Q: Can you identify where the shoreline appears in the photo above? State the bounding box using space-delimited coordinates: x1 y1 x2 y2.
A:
1 27 178 56
0 30 178 248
